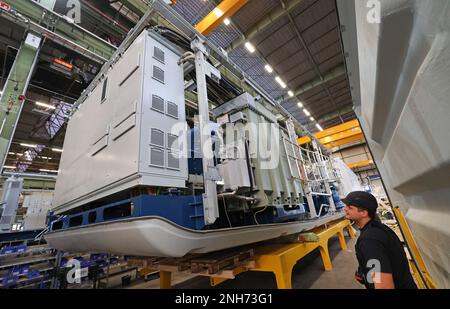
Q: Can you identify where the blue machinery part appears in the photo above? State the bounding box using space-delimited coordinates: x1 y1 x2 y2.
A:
0 244 27 255
306 195 330 217
272 204 306 223
303 186 345 217
331 186 345 209
50 195 205 232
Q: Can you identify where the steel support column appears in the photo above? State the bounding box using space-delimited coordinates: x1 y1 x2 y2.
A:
192 39 219 225
0 33 42 170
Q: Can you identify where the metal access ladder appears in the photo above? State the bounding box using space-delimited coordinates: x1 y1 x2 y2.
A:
283 119 336 217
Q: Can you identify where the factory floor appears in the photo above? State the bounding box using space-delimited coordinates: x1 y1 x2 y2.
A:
128 235 364 289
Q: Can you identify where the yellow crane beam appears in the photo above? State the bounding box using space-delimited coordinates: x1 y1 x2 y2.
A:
298 120 365 148
320 127 362 145
327 133 365 148
195 0 249 35
347 160 374 169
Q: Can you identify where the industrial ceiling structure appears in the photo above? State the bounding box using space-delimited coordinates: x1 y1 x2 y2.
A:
173 0 355 130
0 0 356 178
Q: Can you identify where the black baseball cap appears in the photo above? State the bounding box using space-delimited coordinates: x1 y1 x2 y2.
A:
341 191 378 213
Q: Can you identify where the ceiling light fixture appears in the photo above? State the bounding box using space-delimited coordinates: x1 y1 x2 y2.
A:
288 90 294 97
297 102 303 108
223 18 230 25
39 169 58 173
275 76 287 89
310 117 314 121
316 123 324 131
213 8 224 18
35 101 56 110
303 108 311 117
20 143 37 148
244 42 255 53
52 148 63 153
264 65 273 73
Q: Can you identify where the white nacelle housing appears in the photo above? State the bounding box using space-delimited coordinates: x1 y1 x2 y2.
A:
52 31 188 214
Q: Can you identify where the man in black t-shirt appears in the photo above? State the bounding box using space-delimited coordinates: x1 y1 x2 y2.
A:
342 191 417 289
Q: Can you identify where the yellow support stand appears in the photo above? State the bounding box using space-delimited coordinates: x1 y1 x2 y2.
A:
211 219 355 289
392 207 437 289
159 271 172 289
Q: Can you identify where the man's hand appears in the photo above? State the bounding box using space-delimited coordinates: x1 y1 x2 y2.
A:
372 272 395 289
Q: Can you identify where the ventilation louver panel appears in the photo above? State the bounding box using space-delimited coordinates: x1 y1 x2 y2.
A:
151 129 165 148
167 151 180 170
150 147 165 167
152 65 164 83
167 134 178 150
153 46 165 64
166 101 178 119
151 95 165 113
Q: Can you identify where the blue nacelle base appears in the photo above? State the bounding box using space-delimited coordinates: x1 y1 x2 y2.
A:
49 193 315 233
51 194 205 232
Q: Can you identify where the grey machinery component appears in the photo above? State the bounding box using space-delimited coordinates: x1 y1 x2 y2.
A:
0 176 23 231
212 93 308 217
